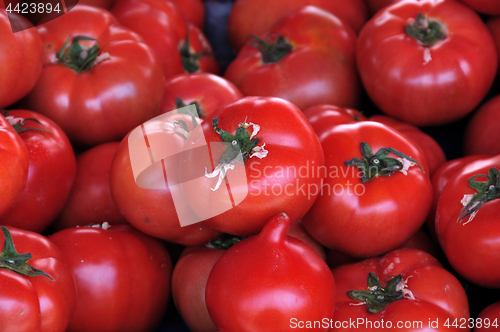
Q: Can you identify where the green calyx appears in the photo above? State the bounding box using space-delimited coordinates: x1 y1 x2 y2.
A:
405 12 447 47
347 273 404 314
212 117 260 164
57 35 101 73
0 227 53 280
179 31 206 73
344 142 424 182
207 234 247 250
457 167 500 223
249 34 293 64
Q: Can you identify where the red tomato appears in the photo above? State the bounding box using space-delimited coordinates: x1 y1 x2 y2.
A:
357 0 497 126
0 10 42 108
206 213 336 332
169 0 204 29
464 95 500 156
458 0 500 15
159 72 243 118
110 110 222 245
0 114 29 217
488 16 500 71
331 249 470 331
179 96 325 236
51 142 127 232
302 121 432 258
0 110 76 233
435 155 500 288
225 6 360 111
303 104 367 136
474 302 500 332
49 223 172 332
0 226 76 332
23 5 164 147
228 0 368 50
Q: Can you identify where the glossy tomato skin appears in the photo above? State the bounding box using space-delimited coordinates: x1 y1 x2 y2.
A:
331 249 470 332
179 96 325 236
225 6 360 111
0 226 76 332
159 73 243 118
0 10 42 109
435 155 500 288
228 0 368 50
464 95 500 156
205 213 336 332
302 121 432 258
23 5 164 147
51 142 127 232
49 224 172 332
0 110 76 233
474 302 500 332
303 104 367 136
0 115 29 217
357 0 497 126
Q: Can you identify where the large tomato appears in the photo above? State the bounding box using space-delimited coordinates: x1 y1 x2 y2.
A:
0 226 76 332
464 95 500 156
0 110 75 233
23 5 164 147
474 302 500 332
0 10 42 109
357 0 497 126
205 213 335 332
435 155 500 288
302 121 432 258
49 223 172 332
228 0 368 50
331 249 470 331
225 6 360 111
179 96 325 236
303 104 367 136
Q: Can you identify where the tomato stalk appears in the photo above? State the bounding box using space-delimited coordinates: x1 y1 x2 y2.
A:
344 142 424 182
207 234 247 250
0 227 53 280
405 12 447 47
1 110 52 134
249 34 293 64
179 31 206 73
175 97 204 119
458 167 500 223
56 36 105 73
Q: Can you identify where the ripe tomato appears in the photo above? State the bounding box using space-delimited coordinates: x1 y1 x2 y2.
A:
435 155 500 288
303 104 367 136
458 0 500 15
464 95 500 156
357 0 497 126
0 226 76 332
0 114 29 217
169 0 204 29
205 213 336 332
179 96 325 236
51 142 127 232
225 6 360 111
474 301 500 332
49 223 172 332
302 121 432 258
0 10 42 109
23 5 164 147
332 249 470 331
159 72 243 118
0 110 76 233
228 0 368 50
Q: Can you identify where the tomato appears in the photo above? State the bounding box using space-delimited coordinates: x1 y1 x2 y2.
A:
0 226 76 332
228 0 368 50
474 301 500 332
159 72 243 118
0 10 42 109
110 109 222 245
303 104 367 136
435 155 500 288
357 0 497 126
49 223 172 332
302 121 432 258
464 95 500 156
225 6 360 111
0 110 75 233
179 96 325 236
169 0 204 29
205 213 335 332
51 142 127 232
331 248 470 331
458 0 500 15
488 16 500 72
23 5 164 147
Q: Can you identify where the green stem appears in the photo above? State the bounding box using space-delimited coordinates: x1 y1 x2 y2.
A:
206 234 247 250
212 117 260 164
57 35 101 73
405 12 447 47
348 273 404 313
179 29 206 73
249 34 293 64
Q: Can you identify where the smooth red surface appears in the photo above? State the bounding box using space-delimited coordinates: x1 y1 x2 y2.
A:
464 94 500 156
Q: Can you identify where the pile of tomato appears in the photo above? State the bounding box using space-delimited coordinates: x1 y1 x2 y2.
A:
2 0 500 331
